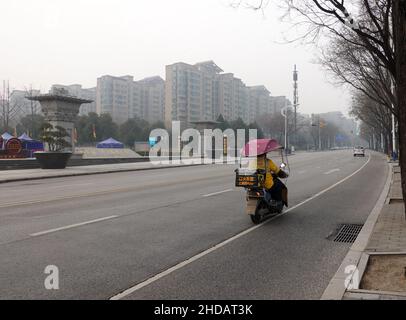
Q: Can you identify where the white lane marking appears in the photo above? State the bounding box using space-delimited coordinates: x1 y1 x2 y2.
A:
0 174 232 209
202 189 233 198
1 183 94 193
324 169 340 175
30 216 118 237
110 155 371 300
298 170 307 175
52 183 94 188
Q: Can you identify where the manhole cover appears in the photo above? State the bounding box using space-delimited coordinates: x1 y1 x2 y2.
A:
333 224 364 243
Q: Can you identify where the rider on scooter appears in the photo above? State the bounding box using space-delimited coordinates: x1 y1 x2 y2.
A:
249 153 288 205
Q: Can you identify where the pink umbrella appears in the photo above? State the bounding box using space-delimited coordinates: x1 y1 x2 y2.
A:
241 139 282 157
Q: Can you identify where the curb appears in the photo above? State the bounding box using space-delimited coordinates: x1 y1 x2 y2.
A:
0 163 212 185
321 161 393 300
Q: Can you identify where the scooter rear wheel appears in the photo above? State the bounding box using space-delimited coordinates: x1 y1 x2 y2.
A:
250 214 262 224
251 200 267 224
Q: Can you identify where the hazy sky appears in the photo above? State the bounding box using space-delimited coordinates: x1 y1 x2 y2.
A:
0 0 351 116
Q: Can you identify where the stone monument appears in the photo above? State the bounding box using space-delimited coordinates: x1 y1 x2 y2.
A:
28 88 92 154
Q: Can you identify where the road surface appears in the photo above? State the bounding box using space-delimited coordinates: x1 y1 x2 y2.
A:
0 150 388 299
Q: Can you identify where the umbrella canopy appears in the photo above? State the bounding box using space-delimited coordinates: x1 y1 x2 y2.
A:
241 139 282 157
18 133 33 141
96 138 124 149
1 132 13 140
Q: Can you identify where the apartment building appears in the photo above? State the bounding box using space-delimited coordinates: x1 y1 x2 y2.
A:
247 86 272 124
138 76 165 124
269 95 291 115
165 60 288 128
51 84 96 115
165 61 220 128
216 74 250 124
234 78 249 123
96 75 134 124
96 75 164 124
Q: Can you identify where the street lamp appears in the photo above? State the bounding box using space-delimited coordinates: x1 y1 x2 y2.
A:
281 103 288 151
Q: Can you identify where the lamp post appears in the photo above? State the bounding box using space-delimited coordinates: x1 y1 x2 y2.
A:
293 65 299 149
281 102 288 151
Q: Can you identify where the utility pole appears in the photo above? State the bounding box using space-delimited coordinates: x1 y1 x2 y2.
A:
293 65 299 149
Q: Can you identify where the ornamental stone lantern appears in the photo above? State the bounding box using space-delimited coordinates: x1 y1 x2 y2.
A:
28 88 92 154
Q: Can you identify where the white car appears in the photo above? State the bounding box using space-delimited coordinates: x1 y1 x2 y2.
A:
353 146 365 157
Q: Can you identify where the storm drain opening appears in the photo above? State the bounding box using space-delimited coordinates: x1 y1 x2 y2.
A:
333 224 364 243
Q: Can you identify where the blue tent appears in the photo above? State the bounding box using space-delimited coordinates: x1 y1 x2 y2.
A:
18 133 33 141
96 138 124 149
16 133 44 157
20 133 43 149
1 132 13 140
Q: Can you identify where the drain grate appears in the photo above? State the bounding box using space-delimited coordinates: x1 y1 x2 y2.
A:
333 224 364 243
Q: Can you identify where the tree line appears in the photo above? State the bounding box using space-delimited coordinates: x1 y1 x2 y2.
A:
12 110 352 151
238 0 406 210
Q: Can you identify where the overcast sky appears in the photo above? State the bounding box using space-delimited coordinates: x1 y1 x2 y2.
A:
0 0 351 116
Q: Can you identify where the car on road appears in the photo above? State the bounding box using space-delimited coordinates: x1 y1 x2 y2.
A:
353 146 365 157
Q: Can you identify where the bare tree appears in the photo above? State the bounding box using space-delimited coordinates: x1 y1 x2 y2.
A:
0 81 24 132
320 28 395 113
239 0 406 210
24 85 41 137
351 91 393 153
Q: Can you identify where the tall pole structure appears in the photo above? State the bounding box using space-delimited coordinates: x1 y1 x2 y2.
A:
318 115 321 150
293 65 299 149
281 100 288 151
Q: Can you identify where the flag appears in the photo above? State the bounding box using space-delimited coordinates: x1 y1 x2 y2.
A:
92 124 97 139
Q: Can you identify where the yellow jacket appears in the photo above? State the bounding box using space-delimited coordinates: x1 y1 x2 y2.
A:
249 156 280 189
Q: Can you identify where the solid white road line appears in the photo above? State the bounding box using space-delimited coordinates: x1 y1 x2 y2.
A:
109 155 371 300
324 169 341 175
0 183 94 194
202 189 233 198
30 216 118 237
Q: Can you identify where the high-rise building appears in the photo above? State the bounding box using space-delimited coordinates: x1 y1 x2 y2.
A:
165 61 223 128
165 60 294 128
96 75 134 124
166 60 258 128
217 74 250 124
138 76 165 124
269 96 291 116
96 75 164 124
51 84 96 116
247 86 272 124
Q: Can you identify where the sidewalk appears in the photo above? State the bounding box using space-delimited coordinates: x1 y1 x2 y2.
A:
0 159 230 184
322 163 406 300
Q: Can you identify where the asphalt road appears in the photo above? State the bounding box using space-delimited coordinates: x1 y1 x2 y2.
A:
0 150 388 299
